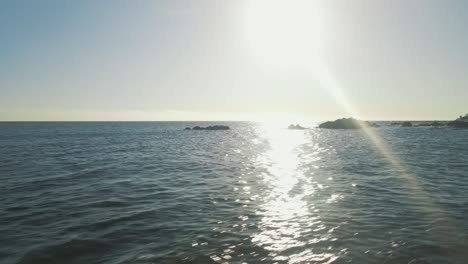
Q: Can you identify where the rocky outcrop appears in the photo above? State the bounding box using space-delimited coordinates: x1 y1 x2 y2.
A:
447 114 468 128
391 121 413 127
288 124 307 130
401 121 413 127
416 122 446 127
448 121 468 128
318 118 372 129
185 125 230 130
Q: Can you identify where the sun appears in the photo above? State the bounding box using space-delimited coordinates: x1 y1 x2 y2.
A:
240 0 325 67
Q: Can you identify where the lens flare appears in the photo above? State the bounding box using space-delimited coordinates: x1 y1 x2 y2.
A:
312 56 462 246
242 0 462 257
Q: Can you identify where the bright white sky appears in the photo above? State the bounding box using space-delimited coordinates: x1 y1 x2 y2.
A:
1 0 467 121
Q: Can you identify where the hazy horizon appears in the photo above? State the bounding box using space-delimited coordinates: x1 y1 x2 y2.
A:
1 0 467 121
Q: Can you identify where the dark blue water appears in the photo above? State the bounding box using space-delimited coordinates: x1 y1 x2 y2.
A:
1 122 467 264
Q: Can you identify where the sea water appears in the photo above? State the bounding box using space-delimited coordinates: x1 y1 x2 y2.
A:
1 122 467 263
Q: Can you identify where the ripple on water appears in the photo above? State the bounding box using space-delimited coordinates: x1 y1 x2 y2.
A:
0 122 467 263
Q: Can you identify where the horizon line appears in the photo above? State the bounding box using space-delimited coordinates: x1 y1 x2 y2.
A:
0 119 454 122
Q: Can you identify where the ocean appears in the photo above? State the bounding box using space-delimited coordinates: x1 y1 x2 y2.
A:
1 122 467 264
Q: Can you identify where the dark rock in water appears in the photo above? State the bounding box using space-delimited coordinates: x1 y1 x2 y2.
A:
448 121 468 128
205 125 230 130
447 114 468 128
288 124 307 130
416 123 431 127
416 122 446 127
401 121 412 127
370 123 380 127
319 118 371 129
430 122 445 127
187 125 230 130
391 121 413 127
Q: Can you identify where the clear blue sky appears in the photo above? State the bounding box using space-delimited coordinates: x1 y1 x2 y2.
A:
1 0 467 121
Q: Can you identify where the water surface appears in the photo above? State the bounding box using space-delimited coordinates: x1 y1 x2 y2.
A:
1 122 467 263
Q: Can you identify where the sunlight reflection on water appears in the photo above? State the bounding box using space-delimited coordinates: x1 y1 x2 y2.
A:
252 124 338 263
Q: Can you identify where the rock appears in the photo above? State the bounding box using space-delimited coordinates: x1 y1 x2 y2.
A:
205 125 230 130
391 122 402 126
448 114 468 128
416 122 446 127
416 123 431 127
319 118 371 129
288 124 307 130
186 125 230 130
401 121 412 127
448 121 468 128
430 122 445 127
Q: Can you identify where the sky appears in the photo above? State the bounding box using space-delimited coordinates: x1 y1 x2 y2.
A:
1 0 467 121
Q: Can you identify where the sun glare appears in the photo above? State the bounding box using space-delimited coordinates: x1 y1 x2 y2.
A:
241 0 325 67
242 0 461 251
